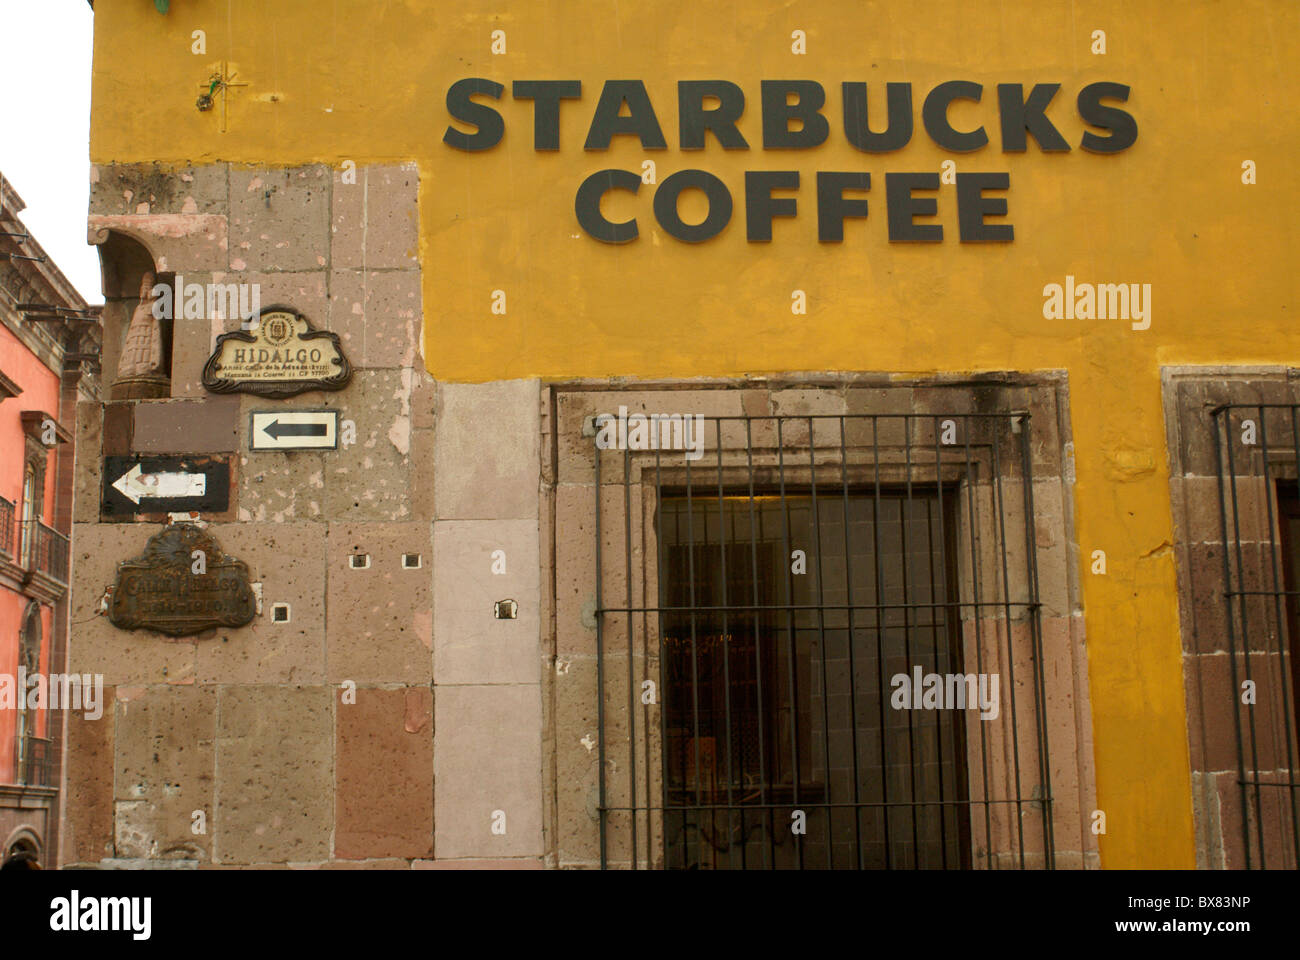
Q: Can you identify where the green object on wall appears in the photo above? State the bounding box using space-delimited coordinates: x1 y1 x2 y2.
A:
155 0 169 13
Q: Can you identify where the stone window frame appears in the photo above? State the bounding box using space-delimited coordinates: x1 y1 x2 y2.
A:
18 409 67 518
1162 365 1300 870
543 374 1096 870
17 411 62 569
14 601 42 784
18 456 41 568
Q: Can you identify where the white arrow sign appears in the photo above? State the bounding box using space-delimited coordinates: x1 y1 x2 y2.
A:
111 464 207 505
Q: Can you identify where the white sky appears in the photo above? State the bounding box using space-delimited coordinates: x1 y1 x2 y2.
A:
0 0 102 304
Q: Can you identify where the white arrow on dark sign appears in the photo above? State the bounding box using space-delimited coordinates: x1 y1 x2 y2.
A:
111 463 208 505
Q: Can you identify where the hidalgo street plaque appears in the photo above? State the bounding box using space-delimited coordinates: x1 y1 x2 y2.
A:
108 523 257 637
202 306 351 398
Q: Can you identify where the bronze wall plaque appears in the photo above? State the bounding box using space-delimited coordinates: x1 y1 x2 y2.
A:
108 523 257 637
202 306 351 398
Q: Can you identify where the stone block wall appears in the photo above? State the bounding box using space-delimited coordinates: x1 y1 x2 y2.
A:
67 163 546 868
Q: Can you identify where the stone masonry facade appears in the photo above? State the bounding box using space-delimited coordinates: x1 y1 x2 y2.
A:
69 162 544 868
67 163 1108 869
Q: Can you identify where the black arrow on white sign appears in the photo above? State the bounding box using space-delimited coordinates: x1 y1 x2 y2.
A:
263 420 328 439
249 410 339 451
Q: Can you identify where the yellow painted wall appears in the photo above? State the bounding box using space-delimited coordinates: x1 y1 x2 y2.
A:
89 0 1300 867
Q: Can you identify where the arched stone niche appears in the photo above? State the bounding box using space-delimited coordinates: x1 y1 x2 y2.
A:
0 828 42 869
90 227 173 400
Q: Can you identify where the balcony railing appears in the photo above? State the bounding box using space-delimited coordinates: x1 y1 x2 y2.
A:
19 735 55 788
0 496 12 557
19 519 69 586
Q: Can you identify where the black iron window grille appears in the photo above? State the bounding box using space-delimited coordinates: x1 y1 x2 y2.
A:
591 411 1053 869
1212 402 1300 869
18 735 54 788
21 519 70 586
0 495 13 556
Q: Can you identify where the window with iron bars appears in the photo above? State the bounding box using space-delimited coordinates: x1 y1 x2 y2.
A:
1211 402 1300 869
658 489 970 869
582 405 1059 869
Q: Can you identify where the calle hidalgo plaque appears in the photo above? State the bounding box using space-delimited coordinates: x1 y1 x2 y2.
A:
109 524 257 637
202 306 351 398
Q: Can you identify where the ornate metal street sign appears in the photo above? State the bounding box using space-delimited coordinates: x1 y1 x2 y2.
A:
108 523 257 637
202 306 351 398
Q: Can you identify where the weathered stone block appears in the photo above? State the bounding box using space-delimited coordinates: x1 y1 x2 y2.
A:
769 386 846 417
409 367 436 431
229 165 331 272
844 386 914 448
331 163 420 271
114 685 215 861
433 519 539 685
132 397 241 453
1189 541 1278 655
195 522 327 684
64 686 116 864
214 685 333 864
171 315 213 400
335 687 432 859
316 857 411 869
326 522 432 683
102 402 133 456
435 380 540 520
329 269 421 369
434 684 543 859
410 427 436 523
90 163 228 216
1025 383 1066 475
325 370 413 522
1028 479 1073 619
552 654 650 867
555 388 746 484
554 483 653 659
1185 652 1245 773
74 401 103 523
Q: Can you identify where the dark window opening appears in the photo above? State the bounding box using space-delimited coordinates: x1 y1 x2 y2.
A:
658 488 970 870
1277 482 1300 755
